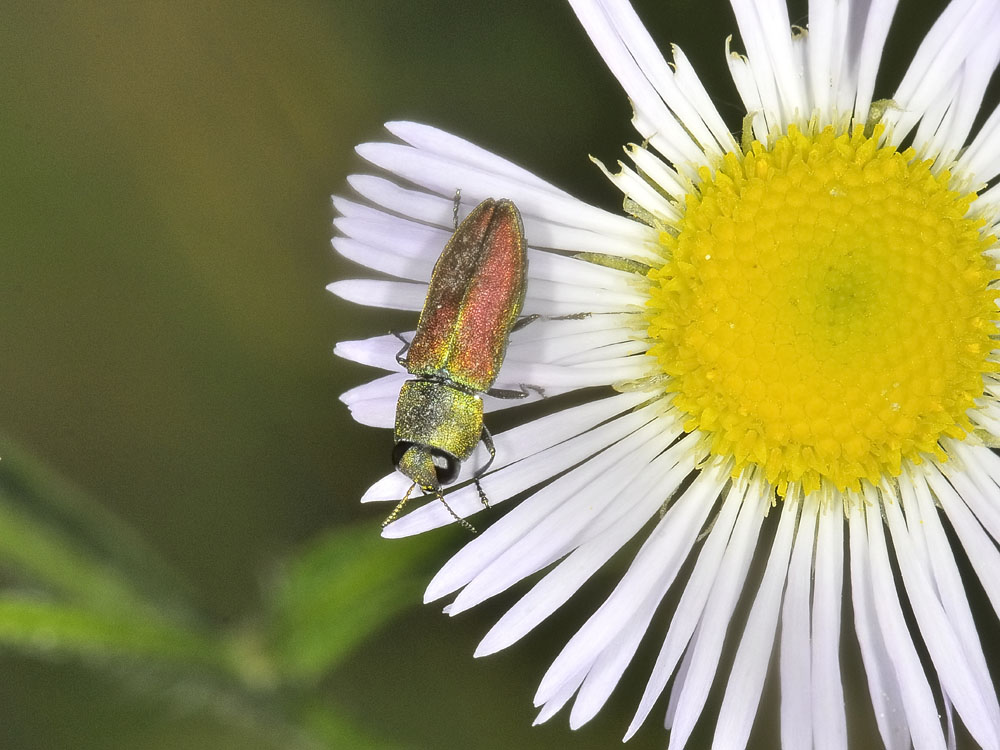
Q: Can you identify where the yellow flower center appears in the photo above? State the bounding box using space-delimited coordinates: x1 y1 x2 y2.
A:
646 124 998 495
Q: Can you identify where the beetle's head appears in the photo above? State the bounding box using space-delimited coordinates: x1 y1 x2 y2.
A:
392 441 461 491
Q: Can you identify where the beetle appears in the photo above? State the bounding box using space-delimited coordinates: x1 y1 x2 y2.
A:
384 196 529 532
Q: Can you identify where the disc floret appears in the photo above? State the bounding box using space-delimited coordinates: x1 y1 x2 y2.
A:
647 124 999 495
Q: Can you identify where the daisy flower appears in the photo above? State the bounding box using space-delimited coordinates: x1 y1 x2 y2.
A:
330 0 1000 747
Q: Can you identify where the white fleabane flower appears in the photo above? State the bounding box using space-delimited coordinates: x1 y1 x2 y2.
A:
330 0 1000 748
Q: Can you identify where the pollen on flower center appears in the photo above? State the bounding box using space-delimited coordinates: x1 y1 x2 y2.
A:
645 124 999 495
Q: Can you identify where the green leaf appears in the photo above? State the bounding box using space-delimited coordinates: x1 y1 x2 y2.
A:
296 699 406 750
0 595 348 750
0 594 226 669
0 436 194 612
0 490 173 616
265 520 446 682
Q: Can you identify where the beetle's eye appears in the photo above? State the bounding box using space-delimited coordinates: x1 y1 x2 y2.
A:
432 451 460 485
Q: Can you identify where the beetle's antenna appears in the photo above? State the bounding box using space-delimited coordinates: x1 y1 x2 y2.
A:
382 482 416 528
382 482 477 534
437 488 476 534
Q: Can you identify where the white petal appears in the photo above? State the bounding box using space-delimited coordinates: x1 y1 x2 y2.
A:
923 23 1000 166
327 278 425 312
448 417 675 615
712 496 797 750
496 357 657 391
541 338 649 367
975 182 1000 217
946 695 958 750
665 481 770 750
529 254 650 294
476 439 698 657
889 0 999 146
339 373 405 428
862 497 948 750
902 471 1000 732
974 396 1000 428
912 68 962 164
946 442 1000 540
852 0 901 125
727 0 786 128
533 664 588 725
519 330 650 369
957 95 1000 183
931 468 1000 619
506 311 645 345
355 141 652 243
726 38 770 143
806 0 853 120
566 0 707 171
592 0 732 159
528 294 637 316
569 589 659 729
332 235 429 282
734 0 805 123
360 471 411 507
334 210 439 253
780 496 817 750
330 194 374 221
384 121 572 196
669 44 741 155
342 397 394 429
592 157 681 223
522 276 646 308
535 464 727 710
848 503 910 750
664 635 695 730
335 335 408 374
882 490 1000 749
625 470 745 739
420 399 665 586
626 143 689 203
812 501 847 750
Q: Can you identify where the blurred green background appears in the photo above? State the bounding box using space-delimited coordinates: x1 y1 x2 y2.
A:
0 1 982 748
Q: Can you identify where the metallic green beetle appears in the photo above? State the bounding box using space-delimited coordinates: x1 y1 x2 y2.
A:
386 197 528 532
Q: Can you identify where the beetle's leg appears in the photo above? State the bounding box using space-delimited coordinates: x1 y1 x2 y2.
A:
473 426 496 509
551 311 593 321
391 331 411 367
473 482 490 512
452 188 462 230
511 313 540 332
487 383 546 400
477 425 497 477
510 312 596 337
573 252 652 275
